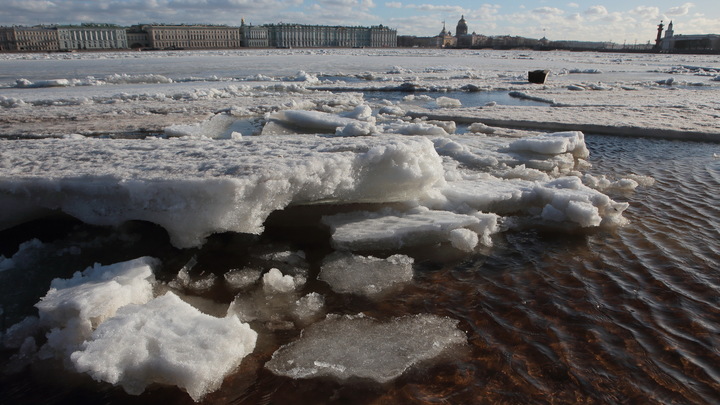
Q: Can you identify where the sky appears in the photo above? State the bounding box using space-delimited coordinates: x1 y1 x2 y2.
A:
1 0 719 44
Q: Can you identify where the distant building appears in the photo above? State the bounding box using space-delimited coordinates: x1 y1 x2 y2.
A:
0 27 16 51
57 25 128 50
241 23 396 48
126 26 151 49
142 24 241 49
4 26 60 51
659 21 720 53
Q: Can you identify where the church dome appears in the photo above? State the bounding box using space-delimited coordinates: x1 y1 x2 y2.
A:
456 15 468 36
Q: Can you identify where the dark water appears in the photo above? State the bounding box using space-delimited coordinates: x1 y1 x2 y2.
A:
1 135 719 404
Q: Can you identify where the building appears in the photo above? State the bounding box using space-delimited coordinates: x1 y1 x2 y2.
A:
0 27 16 51
0 21 396 51
57 24 128 50
127 26 151 49
241 23 396 48
659 21 720 53
9 26 60 51
142 24 241 49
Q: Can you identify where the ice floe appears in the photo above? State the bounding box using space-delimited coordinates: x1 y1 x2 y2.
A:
71 292 257 401
319 252 414 297
265 313 466 383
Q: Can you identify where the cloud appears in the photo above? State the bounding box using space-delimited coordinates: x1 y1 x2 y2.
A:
629 6 660 20
567 2 579 8
532 7 564 16
585 5 608 16
666 2 694 16
384 1 402 8
407 4 466 13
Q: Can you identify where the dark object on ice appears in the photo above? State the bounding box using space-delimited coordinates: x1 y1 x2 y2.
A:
528 70 549 84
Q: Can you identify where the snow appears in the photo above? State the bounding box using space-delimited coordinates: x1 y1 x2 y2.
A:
71 292 257 402
265 313 466 383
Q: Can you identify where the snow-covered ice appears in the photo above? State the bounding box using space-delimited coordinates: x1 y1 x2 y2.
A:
71 292 257 402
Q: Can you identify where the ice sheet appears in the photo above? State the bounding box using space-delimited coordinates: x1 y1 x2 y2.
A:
265 313 466 383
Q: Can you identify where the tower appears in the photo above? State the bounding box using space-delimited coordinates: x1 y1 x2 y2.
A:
456 15 468 37
655 20 664 46
665 21 674 38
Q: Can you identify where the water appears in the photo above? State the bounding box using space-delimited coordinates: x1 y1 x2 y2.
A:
1 135 719 404
362 90 550 107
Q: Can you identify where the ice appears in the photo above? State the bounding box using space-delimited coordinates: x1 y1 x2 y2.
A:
435 96 462 108
263 268 304 293
468 122 496 134
0 238 44 272
322 207 497 251
507 131 589 157
265 313 466 383
224 268 263 290
227 268 322 328
165 113 245 139
319 252 414 297
71 292 257 402
34 257 158 357
2 316 40 349
0 136 444 248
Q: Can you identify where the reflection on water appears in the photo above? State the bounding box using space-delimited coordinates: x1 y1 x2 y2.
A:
1 135 719 404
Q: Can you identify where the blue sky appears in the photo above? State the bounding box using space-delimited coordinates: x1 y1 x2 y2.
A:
1 1 718 43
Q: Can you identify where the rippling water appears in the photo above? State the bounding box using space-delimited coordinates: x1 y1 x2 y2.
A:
1 135 719 404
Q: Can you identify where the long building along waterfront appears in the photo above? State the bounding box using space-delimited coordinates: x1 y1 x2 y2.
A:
0 21 397 51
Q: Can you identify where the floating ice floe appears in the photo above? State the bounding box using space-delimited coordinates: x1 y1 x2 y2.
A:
71 291 257 402
265 313 466 383
322 207 498 252
319 252 414 297
227 268 322 329
35 257 158 358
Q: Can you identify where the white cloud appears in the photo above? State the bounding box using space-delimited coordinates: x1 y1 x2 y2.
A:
666 2 694 16
567 2 579 8
585 5 608 16
533 7 564 16
407 4 466 13
629 6 660 20
385 1 402 8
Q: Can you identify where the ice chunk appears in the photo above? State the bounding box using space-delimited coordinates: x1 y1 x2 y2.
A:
164 113 246 139
319 252 413 297
322 208 493 251
71 292 257 402
265 313 466 383
468 122 496 134
0 238 44 272
269 109 372 133
263 268 304 294
35 257 157 357
435 96 462 108
507 131 589 158
448 228 479 252
224 268 262 290
227 270 321 327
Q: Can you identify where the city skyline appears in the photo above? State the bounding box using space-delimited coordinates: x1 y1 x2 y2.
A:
2 1 718 44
